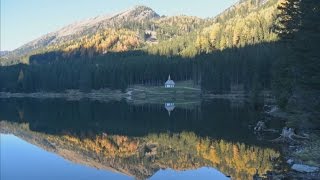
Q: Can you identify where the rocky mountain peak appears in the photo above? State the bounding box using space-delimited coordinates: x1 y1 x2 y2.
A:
112 5 160 21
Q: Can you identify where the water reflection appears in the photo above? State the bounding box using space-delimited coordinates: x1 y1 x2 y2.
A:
0 134 132 180
165 103 175 116
151 168 229 180
0 98 282 180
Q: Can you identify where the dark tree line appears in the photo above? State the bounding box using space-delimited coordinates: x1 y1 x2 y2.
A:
198 42 278 94
0 51 194 92
0 98 258 141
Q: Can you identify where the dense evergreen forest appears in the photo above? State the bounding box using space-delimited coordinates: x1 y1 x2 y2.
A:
0 0 319 110
0 43 277 95
0 52 194 92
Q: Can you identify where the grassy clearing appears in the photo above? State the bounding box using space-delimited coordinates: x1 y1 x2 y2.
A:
127 80 201 106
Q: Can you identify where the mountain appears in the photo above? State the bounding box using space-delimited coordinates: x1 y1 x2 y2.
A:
10 6 160 57
1 5 211 65
1 0 280 65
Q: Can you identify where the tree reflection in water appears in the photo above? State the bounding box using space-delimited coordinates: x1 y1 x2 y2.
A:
0 98 282 179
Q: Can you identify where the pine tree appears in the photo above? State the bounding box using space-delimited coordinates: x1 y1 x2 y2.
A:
272 0 301 107
293 0 320 90
274 0 301 41
273 0 320 107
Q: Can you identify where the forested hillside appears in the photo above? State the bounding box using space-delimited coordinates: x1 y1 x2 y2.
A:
147 0 279 57
0 6 208 66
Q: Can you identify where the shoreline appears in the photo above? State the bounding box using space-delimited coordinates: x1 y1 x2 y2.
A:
265 108 320 179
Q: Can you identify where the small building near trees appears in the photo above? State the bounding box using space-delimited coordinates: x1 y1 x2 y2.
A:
164 75 175 88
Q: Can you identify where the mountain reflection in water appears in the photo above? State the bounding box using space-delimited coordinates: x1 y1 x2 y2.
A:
0 98 282 180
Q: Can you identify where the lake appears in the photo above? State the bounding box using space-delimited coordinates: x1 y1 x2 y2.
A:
0 98 284 180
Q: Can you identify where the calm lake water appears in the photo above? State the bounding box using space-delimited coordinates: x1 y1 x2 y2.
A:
0 98 284 180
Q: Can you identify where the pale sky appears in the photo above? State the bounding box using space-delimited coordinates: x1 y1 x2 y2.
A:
1 0 238 51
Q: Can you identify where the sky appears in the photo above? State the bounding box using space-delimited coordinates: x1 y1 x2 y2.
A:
1 0 238 51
